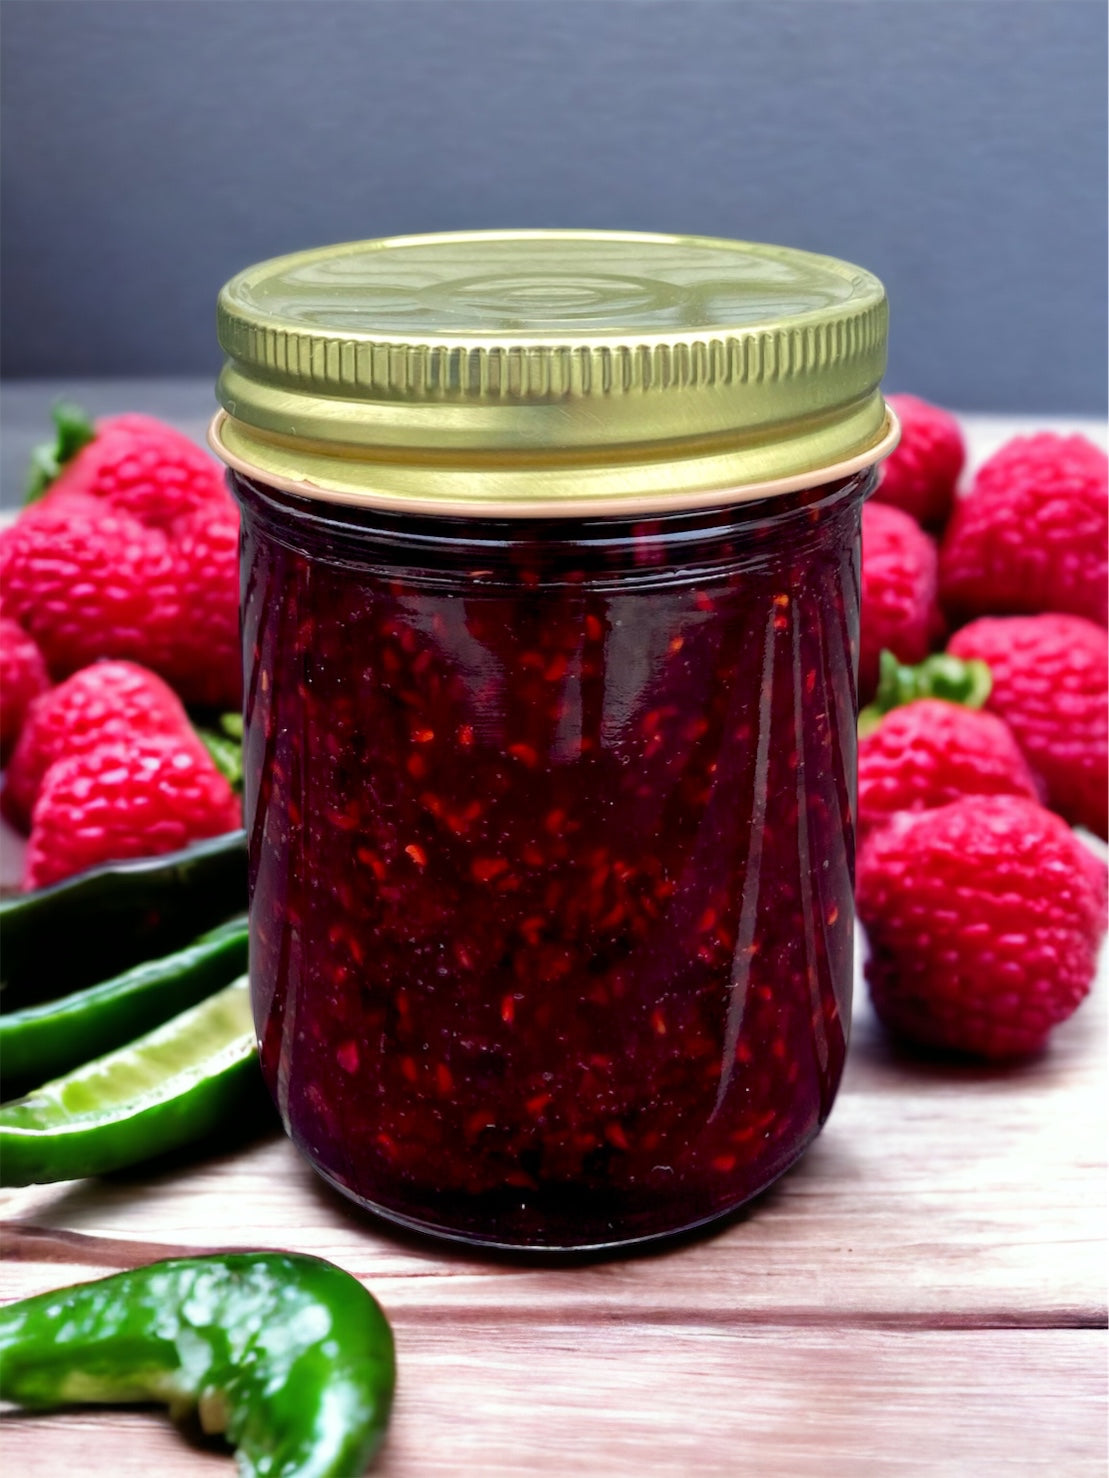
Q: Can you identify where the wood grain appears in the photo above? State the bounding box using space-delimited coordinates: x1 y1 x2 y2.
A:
1 1328 1103 1477
3 982 1105 1327
2 982 1105 1474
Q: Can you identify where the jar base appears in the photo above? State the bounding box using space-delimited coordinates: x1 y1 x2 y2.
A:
300 1126 824 1256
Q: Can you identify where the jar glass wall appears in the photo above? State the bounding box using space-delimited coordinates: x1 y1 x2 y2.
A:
234 466 869 1249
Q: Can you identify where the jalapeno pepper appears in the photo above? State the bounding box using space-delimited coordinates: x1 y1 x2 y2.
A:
0 1252 396 1476
0 915 249 1097
0 829 247 1004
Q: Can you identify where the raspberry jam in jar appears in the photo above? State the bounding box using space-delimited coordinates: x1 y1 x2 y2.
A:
212 231 896 1250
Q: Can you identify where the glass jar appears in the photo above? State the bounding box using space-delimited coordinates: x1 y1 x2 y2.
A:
212 231 896 1250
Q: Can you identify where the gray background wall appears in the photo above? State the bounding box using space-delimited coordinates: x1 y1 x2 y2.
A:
2 0 1106 411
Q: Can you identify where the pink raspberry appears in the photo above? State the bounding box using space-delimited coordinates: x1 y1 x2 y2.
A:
153 502 243 710
857 795 1106 1059
857 698 1041 841
0 499 178 680
24 735 242 891
1 407 241 709
3 660 199 832
948 614 1108 839
939 433 1107 626
0 619 50 764
875 394 965 530
38 411 229 533
860 501 941 703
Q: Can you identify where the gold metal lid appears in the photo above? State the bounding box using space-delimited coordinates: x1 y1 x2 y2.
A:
212 230 895 517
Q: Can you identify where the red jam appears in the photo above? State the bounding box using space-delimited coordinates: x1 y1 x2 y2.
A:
234 467 869 1249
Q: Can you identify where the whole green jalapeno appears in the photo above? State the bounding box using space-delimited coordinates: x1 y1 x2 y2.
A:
0 830 248 1003
0 1252 396 1477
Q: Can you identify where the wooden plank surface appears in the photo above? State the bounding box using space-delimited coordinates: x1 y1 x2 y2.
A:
2 1328 1104 1477
2 978 1106 1327
2 979 1106 1475
1 396 1106 1473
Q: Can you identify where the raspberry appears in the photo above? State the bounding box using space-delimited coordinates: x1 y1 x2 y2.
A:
939 433 1108 626
948 614 1108 839
0 499 178 679
23 735 242 891
857 795 1106 1059
1080 843 1109 934
875 394 965 530
857 698 1041 841
860 501 941 703
154 502 243 709
2 660 198 832
0 619 50 764
1 407 242 709
34 411 228 533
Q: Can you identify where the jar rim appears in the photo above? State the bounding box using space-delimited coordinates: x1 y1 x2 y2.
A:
214 230 894 511
210 406 899 520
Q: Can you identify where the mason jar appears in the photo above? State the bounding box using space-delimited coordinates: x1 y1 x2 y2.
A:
211 230 896 1250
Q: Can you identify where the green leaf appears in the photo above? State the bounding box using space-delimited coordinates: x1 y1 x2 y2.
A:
858 650 992 736
24 402 96 504
24 446 61 504
197 726 243 793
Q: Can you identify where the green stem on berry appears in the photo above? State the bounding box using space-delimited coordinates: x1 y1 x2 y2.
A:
24 403 97 504
858 649 993 738
196 714 244 793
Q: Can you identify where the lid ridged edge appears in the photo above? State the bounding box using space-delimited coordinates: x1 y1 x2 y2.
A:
217 301 887 401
